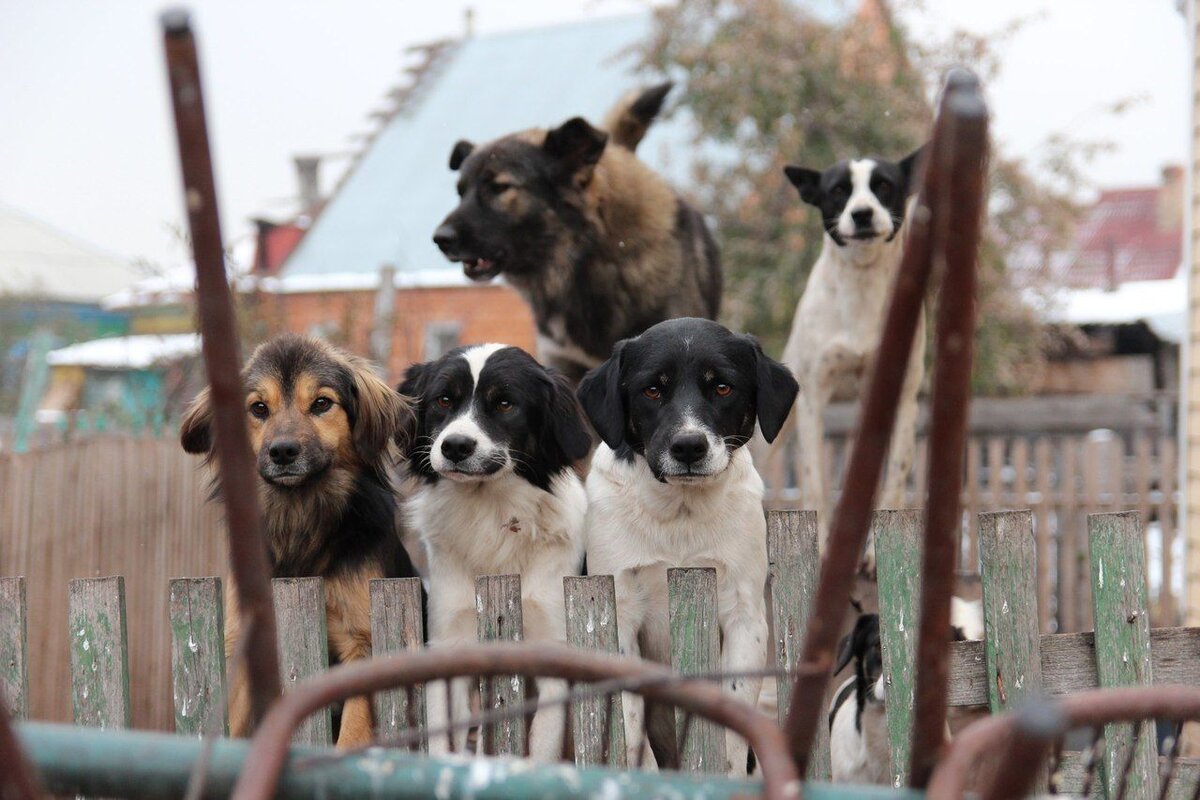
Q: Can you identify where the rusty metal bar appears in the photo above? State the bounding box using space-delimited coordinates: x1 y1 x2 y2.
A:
980 703 1065 800
783 70 951 771
161 8 281 728
930 685 1200 798
229 643 800 800
909 68 990 789
0 700 39 800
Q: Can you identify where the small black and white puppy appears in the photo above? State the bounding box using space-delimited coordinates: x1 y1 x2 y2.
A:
398 343 592 761
829 613 889 785
577 317 799 774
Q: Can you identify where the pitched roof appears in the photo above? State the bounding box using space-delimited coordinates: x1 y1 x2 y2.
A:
0 203 140 302
1058 186 1182 287
281 6 850 281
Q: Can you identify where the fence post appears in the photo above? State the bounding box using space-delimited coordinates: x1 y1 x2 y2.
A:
874 509 923 788
168 577 228 736
370 578 426 751
272 578 331 746
563 575 626 767
1089 512 1158 799
476 574 525 756
668 567 727 774
0 578 27 720
766 510 830 780
69 577 131 730
979 511 1045 788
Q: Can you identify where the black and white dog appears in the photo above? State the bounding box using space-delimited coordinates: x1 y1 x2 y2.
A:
762 148 926 559
399 343 592 760
577 317 799 773
829 613 889 785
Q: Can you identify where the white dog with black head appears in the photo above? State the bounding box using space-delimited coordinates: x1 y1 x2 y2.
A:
765 147 926 565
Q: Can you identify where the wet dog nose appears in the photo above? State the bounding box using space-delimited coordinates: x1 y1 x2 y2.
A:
269 439 301 466
433 224 459 252
441 434 477 463
851 208 874 228
670 433 709 465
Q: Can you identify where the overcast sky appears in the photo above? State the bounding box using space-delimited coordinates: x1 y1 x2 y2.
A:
0 0 1188 269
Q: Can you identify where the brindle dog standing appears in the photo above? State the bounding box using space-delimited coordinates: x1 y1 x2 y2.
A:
180 334 419 748
433 83 722 383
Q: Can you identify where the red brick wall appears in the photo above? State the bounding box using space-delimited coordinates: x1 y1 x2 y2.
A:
258 284 536 381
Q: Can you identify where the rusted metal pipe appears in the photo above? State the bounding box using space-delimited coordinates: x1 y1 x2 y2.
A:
929 685 1200 798
230 643 801 800
979 702 1066 800
909 68 989 789
161 8 281 728
784 71 952 772
0 702 40 800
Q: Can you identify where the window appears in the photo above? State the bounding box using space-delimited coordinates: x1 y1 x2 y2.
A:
424 322 461 361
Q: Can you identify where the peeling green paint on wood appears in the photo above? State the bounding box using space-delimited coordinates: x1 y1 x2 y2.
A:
669 567 727 774
0 577 27 719
979 511 1043 713
766 509 830 781
168 577 228 736
369 577 426 751
873 509 923 789
564 574 626 767
1089 512 1157 800
68 577 131 730
476 574 526 756
272 577 331 746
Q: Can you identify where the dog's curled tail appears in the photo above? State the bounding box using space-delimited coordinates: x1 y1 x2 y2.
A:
602 81 673 152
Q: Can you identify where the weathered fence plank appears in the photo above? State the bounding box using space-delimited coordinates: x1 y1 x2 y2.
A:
979 510 1045 791
272 578 330 746
0 577 27 720
168 577 227 736
564 575 626 767
476 574 526 757
874 509 923 788
69 577 131 730
766 509 830 780
370 578 426 751
668 567 727 774
1089 511 1157 799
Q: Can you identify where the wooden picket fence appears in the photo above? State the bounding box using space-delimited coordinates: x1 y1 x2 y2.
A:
4 508 1199 797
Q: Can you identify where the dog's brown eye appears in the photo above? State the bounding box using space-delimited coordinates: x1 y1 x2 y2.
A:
436 395 452 409
249 401 269 419
875 180 893 199
642 386 662 401
311 397 333 414
496 399 514 412
715 384 733 397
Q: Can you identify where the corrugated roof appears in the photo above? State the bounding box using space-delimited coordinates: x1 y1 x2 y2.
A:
282 6 850 279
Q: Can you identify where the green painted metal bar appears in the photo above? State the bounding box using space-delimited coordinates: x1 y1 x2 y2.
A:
873 509 923 788
17 721 921 800
1088 512 1158 799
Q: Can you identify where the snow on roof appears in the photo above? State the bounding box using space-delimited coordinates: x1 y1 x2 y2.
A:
1032 268 1186 343
47 334 201 370
259 268 476 293
0 203 141 302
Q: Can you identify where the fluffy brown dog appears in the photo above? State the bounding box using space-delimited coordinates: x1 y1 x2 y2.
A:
180 334 419 748
432 83 722 383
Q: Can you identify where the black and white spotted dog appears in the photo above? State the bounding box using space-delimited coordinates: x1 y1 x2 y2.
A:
763 147 927 561
398 343 592 761
577 317 799 773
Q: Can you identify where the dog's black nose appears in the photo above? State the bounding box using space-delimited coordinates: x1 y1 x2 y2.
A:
441 434 477 463
433 224 459 252
269 439 301 466
670 433 709 465
851 208 874 228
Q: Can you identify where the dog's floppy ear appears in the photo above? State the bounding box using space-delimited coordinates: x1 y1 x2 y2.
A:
348 357 413 461
784 165 822 206
179 388 214 454
744 335 798 444
541 369 594 464
544 117 608 172
396 361 430 453
833 629 856 676
577 341 627 450
900 144 927 195
449 140 474 170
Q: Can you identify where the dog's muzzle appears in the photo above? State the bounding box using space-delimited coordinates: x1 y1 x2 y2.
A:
431 432 507 481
